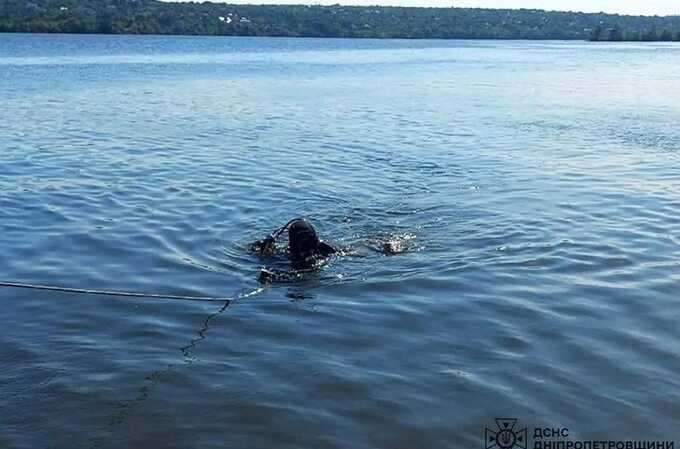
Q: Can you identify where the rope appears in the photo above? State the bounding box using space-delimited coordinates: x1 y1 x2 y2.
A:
0 281 265 303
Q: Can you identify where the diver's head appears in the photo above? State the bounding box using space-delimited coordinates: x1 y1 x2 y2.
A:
288 218 320 265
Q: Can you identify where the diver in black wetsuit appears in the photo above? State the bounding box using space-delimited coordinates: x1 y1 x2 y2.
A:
250 218 337 282
287 218 336 268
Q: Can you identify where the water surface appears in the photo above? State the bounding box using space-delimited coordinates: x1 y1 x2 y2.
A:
2 34 680 448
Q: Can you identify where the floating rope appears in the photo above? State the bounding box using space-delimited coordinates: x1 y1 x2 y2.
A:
0 281 265 303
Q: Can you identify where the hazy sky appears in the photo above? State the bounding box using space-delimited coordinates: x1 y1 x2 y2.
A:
164 0 680 16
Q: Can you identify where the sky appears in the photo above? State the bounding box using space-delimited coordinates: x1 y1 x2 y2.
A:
162 0 680 16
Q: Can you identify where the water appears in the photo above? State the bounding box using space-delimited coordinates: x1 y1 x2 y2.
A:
2 34 680 448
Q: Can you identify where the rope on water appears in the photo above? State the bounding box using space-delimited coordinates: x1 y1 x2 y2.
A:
0 281 265 303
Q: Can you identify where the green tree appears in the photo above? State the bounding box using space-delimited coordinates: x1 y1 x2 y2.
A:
0 0 679 41
590 24 602 41
608 25 622 41
642 26 658 41
659 29 673 41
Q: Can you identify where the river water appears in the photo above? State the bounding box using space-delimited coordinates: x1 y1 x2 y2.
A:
1 34 680 448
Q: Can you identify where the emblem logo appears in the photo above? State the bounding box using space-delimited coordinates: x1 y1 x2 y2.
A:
485 418 528 449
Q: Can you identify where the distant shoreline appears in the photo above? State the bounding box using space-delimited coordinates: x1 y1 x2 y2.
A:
2 1 680 42
3 31 680 43
3 32 679 43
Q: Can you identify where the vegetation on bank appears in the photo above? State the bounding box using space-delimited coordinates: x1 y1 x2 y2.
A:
1 0 680 40
589 24 680 41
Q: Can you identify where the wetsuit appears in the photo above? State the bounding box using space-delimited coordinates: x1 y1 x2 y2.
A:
288 218 336 269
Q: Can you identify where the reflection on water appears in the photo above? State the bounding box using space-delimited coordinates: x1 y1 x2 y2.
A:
2 34 680 448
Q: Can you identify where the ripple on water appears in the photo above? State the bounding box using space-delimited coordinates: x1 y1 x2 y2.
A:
2 36 680 448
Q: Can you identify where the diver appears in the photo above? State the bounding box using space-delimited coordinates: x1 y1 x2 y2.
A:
250 218 337 282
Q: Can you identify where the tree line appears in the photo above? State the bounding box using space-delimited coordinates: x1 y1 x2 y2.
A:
589 24 680 41
1 0 680 40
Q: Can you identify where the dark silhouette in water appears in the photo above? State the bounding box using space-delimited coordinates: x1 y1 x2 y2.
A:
287 218 337 268
250 218 337 282
250 217 416 283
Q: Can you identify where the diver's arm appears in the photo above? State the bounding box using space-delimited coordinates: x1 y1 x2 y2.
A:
318 241 337 256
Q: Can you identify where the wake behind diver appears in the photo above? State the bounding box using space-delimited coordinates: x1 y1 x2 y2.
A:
250 218 337 283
